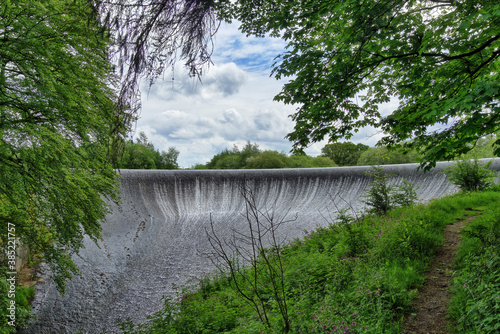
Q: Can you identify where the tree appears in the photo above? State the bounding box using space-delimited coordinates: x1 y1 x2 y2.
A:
114 132 179 169
119 141 158 169
0 0 218 296
239 141 261 165
203 145 337 169
321 142 369 166
0 0 128 290
158 147 180 170
286 155 336 168
245 150 288 169
136 131 155 151
205 142 261 169
206 146 245 169
229 0 500 169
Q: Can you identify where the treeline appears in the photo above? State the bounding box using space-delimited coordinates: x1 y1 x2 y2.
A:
321 136 499 167
192 142 336 169
193 141 422 170
321 142 420 166
113 135 498 170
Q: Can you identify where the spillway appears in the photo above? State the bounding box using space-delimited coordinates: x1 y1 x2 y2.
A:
26 160 500 333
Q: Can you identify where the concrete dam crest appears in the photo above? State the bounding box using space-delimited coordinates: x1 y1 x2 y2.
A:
26 160 500 333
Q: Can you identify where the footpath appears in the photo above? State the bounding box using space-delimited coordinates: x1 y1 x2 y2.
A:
403 215 478 334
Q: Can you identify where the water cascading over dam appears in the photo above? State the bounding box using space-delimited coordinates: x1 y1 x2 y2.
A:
26 160 500 333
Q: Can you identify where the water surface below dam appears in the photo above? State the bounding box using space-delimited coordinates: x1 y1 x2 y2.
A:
26 160 500 333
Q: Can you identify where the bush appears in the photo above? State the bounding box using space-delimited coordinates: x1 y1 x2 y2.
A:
362 167 418 215
444 159 497 192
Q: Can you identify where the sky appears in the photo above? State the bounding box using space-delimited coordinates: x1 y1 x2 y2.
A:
134 22 397 168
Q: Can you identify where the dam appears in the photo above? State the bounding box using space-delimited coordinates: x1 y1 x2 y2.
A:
26 160 500 333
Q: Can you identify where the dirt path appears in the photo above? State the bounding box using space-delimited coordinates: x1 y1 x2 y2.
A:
402 215 476 334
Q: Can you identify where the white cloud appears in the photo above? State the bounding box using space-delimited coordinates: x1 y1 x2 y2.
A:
146 62 247 100
212 22 287 73
138 61 298 167
135 22 393 168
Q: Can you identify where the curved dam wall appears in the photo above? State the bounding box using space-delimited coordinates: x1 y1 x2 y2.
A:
27 160 500 333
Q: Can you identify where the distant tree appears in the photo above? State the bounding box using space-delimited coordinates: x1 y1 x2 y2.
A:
202 144 337 169
136 132 155 150
120 141 158 169
287 155 336 168
214 154 242 169
357 147 420 166
245 151 288 169
114 132 179 169
206 146 242 169
205 142 261 169
158 147 180 169
192 163 209 170
201 144 339 169
461 135 499 160
240 141 261 165
321 142 369 166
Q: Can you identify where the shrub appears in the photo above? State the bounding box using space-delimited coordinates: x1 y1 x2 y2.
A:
362 167 393 215
444 159 497 192
362 167 418 215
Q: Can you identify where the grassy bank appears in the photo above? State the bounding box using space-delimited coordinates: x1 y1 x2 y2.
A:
449 197 500 333
118 188 500 333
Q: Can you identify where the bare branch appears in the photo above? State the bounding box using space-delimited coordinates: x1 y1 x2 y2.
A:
202 182 294 332
97 0 219 120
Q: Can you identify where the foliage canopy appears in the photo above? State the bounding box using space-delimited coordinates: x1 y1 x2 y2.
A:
228 0 500 169
0 0 127 290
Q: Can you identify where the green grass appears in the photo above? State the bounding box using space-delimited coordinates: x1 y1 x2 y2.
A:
118 189 500 333
449 192 500 333
0 275 35 333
